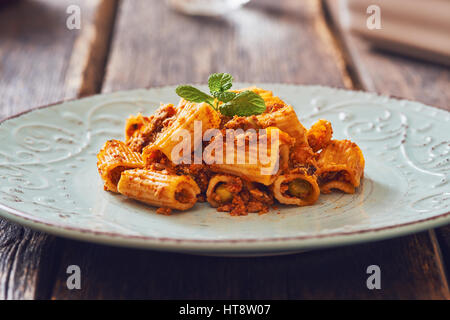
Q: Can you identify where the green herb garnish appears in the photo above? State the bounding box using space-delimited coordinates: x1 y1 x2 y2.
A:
208 72 233 94
175 73 266 117
175 85 215 105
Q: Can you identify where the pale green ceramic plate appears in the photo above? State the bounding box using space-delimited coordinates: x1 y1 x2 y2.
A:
0 85 449 256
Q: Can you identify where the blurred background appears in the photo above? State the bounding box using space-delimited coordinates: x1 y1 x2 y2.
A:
0 0 448 114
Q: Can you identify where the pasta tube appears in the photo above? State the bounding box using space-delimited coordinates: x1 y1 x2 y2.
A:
272 170 320 206
125 103 177 153
226 89 315 166
257 104 315 165
257 105 308 146
316 140 365 194
206 174 273 215
125 113 150 150
117 168 200 211
307 119 333 152
209 127 294 185
206 175 241 208
142 101 221 164
97 140 144 192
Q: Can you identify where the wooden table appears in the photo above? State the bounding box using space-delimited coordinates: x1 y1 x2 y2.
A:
0 0 449 300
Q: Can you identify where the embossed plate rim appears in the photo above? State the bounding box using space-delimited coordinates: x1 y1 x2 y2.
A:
0 84 449 255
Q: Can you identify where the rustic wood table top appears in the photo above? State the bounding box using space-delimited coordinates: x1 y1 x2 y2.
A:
0 0 449 300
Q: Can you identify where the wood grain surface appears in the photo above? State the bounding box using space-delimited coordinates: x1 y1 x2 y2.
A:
0 0 118 299
50 231 448 299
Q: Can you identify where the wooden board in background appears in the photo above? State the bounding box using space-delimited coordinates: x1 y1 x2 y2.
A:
0 0 118 299
102 0 346 90
323 0 450 109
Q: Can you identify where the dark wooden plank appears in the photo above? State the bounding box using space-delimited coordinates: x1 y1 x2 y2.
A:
436 227 450 285
51 231 448 299
323 0 450 296
0 220 63 300
50 0 449 299
0 0 118 299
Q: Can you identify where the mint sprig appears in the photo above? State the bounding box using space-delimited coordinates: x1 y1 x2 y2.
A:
175 73 266 117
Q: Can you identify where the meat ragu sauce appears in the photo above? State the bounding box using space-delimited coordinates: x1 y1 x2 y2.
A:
213 178 274 216
126 102 315 215
97 86 365 215
124 107 289 215
141 151 274 215
318 170 351 184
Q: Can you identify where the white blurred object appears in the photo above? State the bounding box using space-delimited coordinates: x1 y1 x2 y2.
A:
341 0 450 65
166 0 250 16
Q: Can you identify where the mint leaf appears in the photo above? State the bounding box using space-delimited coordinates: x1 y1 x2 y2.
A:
176 85 214 105
175 74 265 117
219 90 266 117
215 91 236 103
208 73 233 94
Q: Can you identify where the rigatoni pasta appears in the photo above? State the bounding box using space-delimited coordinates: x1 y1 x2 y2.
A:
206 174 240 208
256 104 315 165
257 105 308 146
142 101 221 164
206 174 274 215
209 127 294 185
117 168 200 211
97 80 365 215
125 103 177 153
272 170 320 206
97 140 144 192
316 140 365 194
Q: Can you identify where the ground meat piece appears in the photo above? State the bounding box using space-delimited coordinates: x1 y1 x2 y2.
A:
247 201 268 214
223 115 261 130
215 179 272 216
146 154 177 175
176 164 212 194
219 115 232 128
319 170 350 184
248 186 274 204
265 102 285 113
226 178 243 193
156 207 172 215
291 162 317 176
307 119 333 152
229 196 248 216
240 189 250 203
290 144 316 167
175 189 192 204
